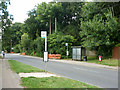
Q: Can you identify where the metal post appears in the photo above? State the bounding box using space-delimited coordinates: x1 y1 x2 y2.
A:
41 31 48 73
45 35 47 52
11 40 12 52
66 43 69 59
45 32 47 73
0 41 1 52
45 61 47 73
67 45 68 59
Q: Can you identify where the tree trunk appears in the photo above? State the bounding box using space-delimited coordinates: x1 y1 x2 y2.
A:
50 18 51 35
55 18 57 34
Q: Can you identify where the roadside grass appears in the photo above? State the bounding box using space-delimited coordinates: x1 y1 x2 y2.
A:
86 56 118 66
61 58 72 60
62 56 118 66
0 55 2 59
9 60 100 88
21 76 98 88
8 60 45 74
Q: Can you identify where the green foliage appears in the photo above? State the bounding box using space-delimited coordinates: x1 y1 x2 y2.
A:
10 23 23 46
36 2 63 35
0 1 13 52
34 37 45 57
80 3 119 58
2 28 11 52
115 43 120 47
13 44 20 53
29 40 36 55
81 2 101 21
21 33 30 52
7 2 120 59
48 33 76 58
36 2 63 21
24 15 41 40
26 33 76 58
81 12 119 47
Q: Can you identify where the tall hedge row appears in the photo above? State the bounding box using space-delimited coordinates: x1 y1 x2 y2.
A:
14 33 76 59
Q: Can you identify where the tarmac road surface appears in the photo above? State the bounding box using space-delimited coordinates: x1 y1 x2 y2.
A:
6 54 118 88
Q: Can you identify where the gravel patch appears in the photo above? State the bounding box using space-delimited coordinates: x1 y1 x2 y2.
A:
19 72 60 78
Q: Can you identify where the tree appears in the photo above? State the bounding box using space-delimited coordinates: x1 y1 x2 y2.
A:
36 2 63 34
34 37 44 57
23 8 49 40
80 2 120 57
10 22 23 46
0 0 13 52
21 33 30 53
36 2 83 45
48 33 76 58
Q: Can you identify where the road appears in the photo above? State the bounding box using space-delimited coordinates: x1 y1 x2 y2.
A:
6 54 118 88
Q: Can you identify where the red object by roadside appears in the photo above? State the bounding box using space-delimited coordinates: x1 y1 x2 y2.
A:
22 53 25 55
99 56 102 61
11 52 13 53
33 51 35 55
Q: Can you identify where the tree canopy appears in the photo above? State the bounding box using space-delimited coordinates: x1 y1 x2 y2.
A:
80 2 120 57
2 2 120 58
0 0 13 52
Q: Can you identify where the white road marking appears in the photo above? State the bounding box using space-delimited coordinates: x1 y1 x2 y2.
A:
74 67 100 73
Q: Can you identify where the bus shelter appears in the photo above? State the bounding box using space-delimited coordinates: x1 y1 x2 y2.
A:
71 46 86 61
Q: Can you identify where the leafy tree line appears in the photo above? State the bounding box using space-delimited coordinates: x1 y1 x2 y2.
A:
3 2 120 58
0 0 13 52
80 2 120 57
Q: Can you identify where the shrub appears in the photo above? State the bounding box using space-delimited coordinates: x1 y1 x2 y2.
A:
48 33 76 58
13 44 20 53
115 43 120 47
34 37 44 57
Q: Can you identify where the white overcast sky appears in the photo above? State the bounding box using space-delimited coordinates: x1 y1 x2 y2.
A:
8 0 52 23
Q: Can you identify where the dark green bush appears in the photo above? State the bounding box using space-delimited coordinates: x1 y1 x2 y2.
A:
115 43 120 47
48 33 76 59
18 33 75 59
34 37 44 57
13 44 20 53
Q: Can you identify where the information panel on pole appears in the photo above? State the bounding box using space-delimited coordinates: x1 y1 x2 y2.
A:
0 36 1 39
41 31 48 63
66 43 68 46
41 31 47 38
43 51 48 62
67 51 69 56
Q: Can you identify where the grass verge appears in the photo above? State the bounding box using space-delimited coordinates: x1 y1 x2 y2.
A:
21 76 98 88
8 60 45 74
0 55 2 59
86 56 118 66
9 60 99 88
62 56 118 66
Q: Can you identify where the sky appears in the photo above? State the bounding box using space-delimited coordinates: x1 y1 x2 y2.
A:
8 0 52 23
7 0 112 23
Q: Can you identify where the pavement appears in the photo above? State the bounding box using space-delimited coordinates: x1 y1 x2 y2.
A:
0 59 2 90
0 59 23 89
